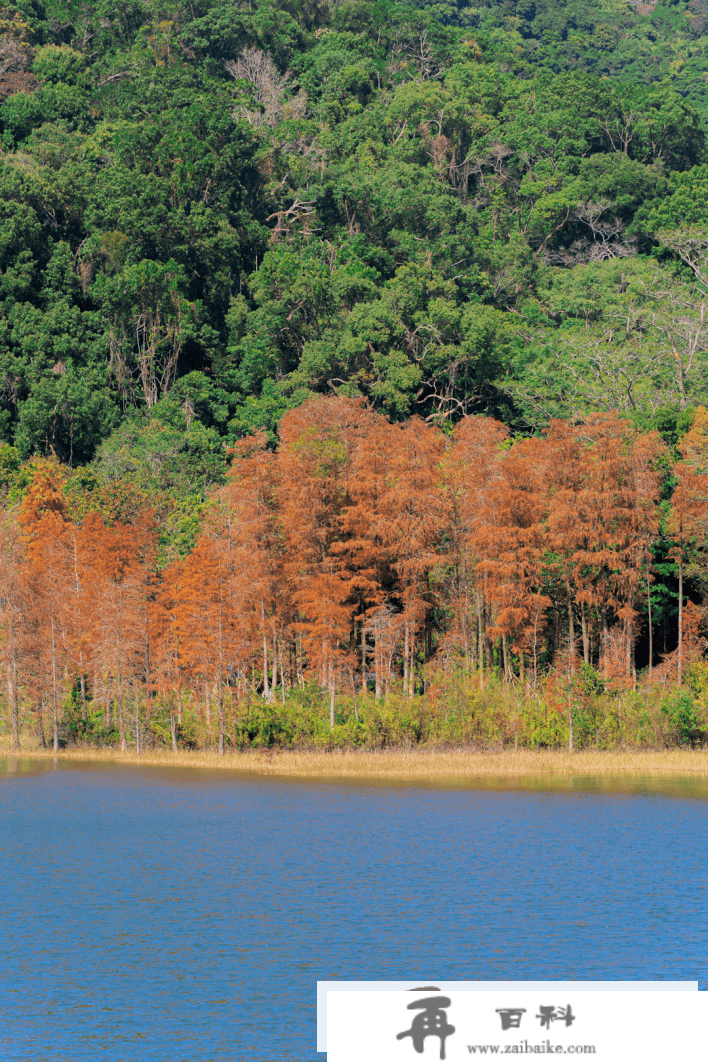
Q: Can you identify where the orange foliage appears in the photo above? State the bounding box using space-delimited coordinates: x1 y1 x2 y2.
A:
3 397 704 750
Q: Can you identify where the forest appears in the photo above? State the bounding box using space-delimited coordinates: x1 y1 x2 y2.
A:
3 0 708 750
4 396 708 753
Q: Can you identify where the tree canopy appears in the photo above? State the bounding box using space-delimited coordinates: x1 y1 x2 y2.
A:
0 0 707 472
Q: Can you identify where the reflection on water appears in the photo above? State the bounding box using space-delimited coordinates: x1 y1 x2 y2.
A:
0 760 706 1062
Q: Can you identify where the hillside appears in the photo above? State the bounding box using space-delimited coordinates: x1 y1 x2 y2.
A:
0 0 707 474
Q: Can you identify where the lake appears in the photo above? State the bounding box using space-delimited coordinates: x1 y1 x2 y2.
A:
0 758 707 1061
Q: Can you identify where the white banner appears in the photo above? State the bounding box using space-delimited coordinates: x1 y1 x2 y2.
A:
326 989 707 1061
317 982 698 1053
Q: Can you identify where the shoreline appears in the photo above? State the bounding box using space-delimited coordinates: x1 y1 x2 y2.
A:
2 745 708 783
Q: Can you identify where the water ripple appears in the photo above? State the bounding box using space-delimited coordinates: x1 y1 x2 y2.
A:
0 763 706 1061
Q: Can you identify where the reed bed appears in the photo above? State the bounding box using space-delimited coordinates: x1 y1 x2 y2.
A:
2 744 708 783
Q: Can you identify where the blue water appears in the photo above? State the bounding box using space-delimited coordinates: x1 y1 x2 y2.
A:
0 760 706 1061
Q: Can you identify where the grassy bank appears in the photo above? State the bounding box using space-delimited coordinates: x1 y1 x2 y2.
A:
3 745 708 784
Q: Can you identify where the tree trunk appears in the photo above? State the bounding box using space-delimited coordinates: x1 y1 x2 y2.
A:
647 564 653 678
50 602 59 755
37 699 46 748
170 707 177 752
580 602 589 665
478 599 485 690
408 633 415 698
117 591 126 752
218 668 224 756
118 699 126 752
678 556 684 683
374 635 381 701
351 670 359 722
218 560 226 755
403 621 409 691
566 579 575 668
79 670 87 722
8 658 19 749
600 605 609 671
261 601 270 701
298 631 305 689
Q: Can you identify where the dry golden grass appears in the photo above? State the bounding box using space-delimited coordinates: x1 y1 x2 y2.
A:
2 744 708 787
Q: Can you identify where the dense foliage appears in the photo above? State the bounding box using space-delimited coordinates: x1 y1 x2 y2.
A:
1 0 708 467
3 0 708 749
